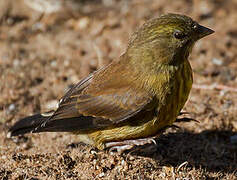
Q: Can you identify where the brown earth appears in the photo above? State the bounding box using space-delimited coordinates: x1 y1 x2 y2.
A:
0 0 237 179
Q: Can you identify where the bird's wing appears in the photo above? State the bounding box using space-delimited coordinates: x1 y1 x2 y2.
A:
46 60 154 130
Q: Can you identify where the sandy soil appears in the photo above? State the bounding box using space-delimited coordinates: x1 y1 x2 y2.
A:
0 0 237 179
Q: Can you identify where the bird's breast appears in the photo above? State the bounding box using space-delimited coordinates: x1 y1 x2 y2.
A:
151 60 193 128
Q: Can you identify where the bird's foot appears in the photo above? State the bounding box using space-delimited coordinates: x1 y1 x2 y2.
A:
177 112 199 123
105 137 157 154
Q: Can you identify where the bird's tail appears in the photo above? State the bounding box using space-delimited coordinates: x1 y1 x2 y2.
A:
8 111 102 137
8 111 54 137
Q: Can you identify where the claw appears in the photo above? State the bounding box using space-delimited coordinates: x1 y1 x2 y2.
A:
179 112 190 115
176 117 199 123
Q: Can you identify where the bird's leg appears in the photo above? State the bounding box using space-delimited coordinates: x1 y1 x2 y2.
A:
105 137 157 154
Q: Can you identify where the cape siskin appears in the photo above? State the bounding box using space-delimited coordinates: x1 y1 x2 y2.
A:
8 13 214 152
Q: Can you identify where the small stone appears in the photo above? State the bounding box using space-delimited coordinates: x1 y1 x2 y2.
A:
70 75 79 84
8 104 16 112
77 17 90 30
212 58 223 66
13 59 20 67
98 172 105 177
64 59 70 67
51 61 57 67
121 159 125 166
1 155 7 160
6 18 14 25
114 39 122 48
219 90 227 97
93 159 97 165
24 0 62 13
45 100 58 110
7 132 12 138
32 22 46 32
90 150 97 155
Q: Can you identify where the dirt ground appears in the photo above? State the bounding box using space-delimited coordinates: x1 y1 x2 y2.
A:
0 0 237 179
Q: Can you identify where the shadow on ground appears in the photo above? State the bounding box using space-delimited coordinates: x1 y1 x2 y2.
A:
131 129 237 174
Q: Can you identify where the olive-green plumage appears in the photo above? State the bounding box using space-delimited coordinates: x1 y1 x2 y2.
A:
9 14 214 150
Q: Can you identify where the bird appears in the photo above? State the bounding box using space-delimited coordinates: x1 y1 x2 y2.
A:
8 13 214 153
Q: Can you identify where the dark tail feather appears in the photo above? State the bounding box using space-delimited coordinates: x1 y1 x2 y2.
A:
33 116 98 132
8 112 106 137
8 113 50 137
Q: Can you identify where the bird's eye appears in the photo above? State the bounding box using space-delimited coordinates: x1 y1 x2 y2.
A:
173 30 186 39
193 23 199 30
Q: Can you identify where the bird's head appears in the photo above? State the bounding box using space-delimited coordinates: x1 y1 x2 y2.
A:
128 13 214 66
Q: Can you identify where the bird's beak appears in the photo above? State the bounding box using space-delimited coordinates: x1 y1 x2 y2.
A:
197 24 214 39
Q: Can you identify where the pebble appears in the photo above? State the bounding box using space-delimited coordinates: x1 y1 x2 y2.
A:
98 172 105 177
8 104 16 112
32 22 45 31
13 59 20 67
24 0 62 13
45 100 58 110
212 58 223 66
90 150 97 155
51 60 57 67
219 90 227 97
77 17 90 30
1 155 7 160
64 59 70 67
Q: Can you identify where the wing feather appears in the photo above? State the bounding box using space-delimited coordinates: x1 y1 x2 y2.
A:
42 60 154 131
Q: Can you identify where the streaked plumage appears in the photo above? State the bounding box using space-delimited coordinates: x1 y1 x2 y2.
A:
8 14 214 151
